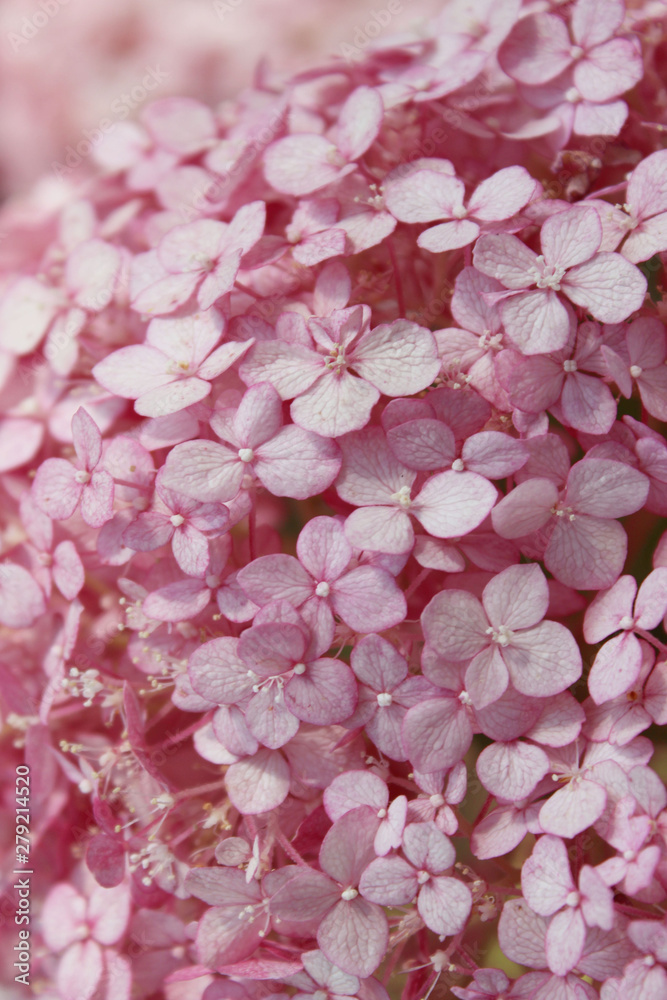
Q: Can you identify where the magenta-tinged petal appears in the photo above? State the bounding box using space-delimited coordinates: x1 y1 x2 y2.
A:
171 522 210 577
57 940 103 1000
245 688 300 749
521 835 574 916
421 589 488 660
359 857 417 905
162 440 242 503
499 13 572 85
636 567 667 628
468 166 537 222
195 905 264 968
351 319 439 396
271 868 340 923
344 506 414 555
545 515 627 591
575 37 643 103
563 254 647 323
80 469 114 528
471 805 529 860
502 620 582 699
491 478 558 539
540 206 601 269
0 277 59 355
539 778 607 838
418 219 480 252
461 432 528 480
143 578 210 622
296 517 352 582
387 418 456 472
566 458 648 518
546 907 586 976
52 540 85 600
482 563 549 631
317 897 387 979
320 806 379 886
0 563 46 628
473 233 537 288
501 289 570 356
497 899 548 969
238 554 314 608
331 566 406 633
588 632 643 704
413 470 496 539
264 135 345 196
135 376 211 418
417 876 472 936
225 748 290 814
402 698 473 772
240 341 323 399
291 368 380 438
255 425 341 500
92 344 173 399
465 646 509 709
33 458 82 521
384 170 465 223
351 634 407 691
323 771 387 821
337 86 383 161
188 636 248 705
286 658 357 725
72 407 103 471
402 821 455 873
477 741 549 800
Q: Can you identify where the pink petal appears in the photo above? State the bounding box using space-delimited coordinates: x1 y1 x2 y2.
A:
502 620 582 698
143 578 210 622
320 806 378 885
497 898 548 969
188 636 249 706
635 568 667 628
418 219 480 252
384 171 465 223
477 741 549 800
245 688 299 748
198 249 242 309
499 13 572 85
296 517 352 582
331 566 406 632
468 166 537 222
352 320 439 396
421 589 488 659
239 341 323 400
402 698 473 772
264 135 346 196
292 368 380 438
317 898 387 979
337 86 383 161
0 563 46 627
473 234 537 289
546 907 586 976
465 645 509 709
67 239 121 311
195 905 263 968
482 563 549 630
351 633 408 691
80 470 114 528
93 344 173 399
540 206 601 269
344 506 413 555
539 778 607 838
563 254 647 323
413 470 497 538
256 425 341 499
162 440 242 503
501 289 570 355
286 658 358 725
323 771 387 821
417 876 472 936
238 554 314 607
225 748 291 814
588 632 643 704
522 835 574 916
52 541 85 600
57 941 103 1000
0 277 59 355
575 38 643 103
566 458 648 518
402 821 455 873
359 856 417 905
33 458 82 521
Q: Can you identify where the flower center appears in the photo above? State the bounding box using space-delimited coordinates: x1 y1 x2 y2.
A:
170 514 185 527
293 663 306 675
238 448 254 463
377 691 393 707
550 501 576 522
478 329 503 351
451 458 465 472
391 485 412 509
74 470 91 484
485 624 514 647
417 870 430 885
315 581 330 598
630 365 643 379
566 890 580 907
429 793 445 808
563 359 577 373
341 887 358 901
529 255 567 291
324 343 347 373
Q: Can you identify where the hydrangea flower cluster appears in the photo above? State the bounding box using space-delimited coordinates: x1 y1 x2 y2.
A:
3 1 667 998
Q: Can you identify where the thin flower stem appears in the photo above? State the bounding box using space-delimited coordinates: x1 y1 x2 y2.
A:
635 627 667 655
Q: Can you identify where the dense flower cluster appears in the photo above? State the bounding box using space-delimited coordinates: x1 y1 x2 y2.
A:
3 1 667 998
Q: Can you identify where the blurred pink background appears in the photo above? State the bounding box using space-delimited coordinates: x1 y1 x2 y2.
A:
0 0 444 198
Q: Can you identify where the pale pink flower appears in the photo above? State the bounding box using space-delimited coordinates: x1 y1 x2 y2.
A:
492 457 649 590
521 834 613 975
616 150 667 263
473 206 647 354
237 516 407 634
264 86 384 196
130 201 266 314
92 308 251 417
32 407 115 527
160 381 341 501
323 771 407 856
421 564 581 708
583 569 667 703
359 821 472 937
384 164 537 252
336 427 498 555
240 309 440 438
601 317 667 422
270 806 388 977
